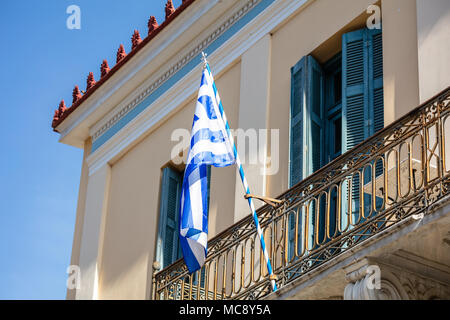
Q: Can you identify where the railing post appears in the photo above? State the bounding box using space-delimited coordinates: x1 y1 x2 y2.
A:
422 111 429 208
152 261 161 300
437 102 445 194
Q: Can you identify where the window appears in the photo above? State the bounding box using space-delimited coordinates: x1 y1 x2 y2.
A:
324 53 342 163
288 27 384 256
156 166 211 269
289 27 384 186
156 166 183 268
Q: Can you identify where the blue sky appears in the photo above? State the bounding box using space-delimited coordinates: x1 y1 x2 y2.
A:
0 0 183 300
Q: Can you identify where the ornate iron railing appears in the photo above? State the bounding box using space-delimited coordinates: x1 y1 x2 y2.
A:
152 87 450 300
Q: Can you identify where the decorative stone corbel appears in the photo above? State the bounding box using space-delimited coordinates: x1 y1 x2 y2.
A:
343 255 450 300
343 257 407 300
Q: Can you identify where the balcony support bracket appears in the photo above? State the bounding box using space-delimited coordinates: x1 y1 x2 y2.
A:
244 193 284 207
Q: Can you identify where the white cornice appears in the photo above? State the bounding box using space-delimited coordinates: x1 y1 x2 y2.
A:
86 0 311 175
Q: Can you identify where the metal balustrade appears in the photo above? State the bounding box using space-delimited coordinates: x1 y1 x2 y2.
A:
152 87 450 300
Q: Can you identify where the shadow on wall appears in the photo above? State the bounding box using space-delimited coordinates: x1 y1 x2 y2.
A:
416 0 450 102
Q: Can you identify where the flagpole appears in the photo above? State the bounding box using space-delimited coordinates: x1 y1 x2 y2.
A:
201 53 277 292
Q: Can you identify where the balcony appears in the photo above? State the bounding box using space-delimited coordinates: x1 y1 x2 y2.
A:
152 87 450 300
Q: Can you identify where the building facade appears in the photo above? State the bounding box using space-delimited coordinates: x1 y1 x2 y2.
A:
52 0 450 300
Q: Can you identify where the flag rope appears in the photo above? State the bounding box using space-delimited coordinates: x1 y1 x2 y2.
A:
202 53 277 292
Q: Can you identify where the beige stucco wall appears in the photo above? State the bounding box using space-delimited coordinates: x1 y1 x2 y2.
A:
382 0 420 124
416 0 450 103
66 139 91 300
77 162 111 299
96 61 241 299
233 34 273 221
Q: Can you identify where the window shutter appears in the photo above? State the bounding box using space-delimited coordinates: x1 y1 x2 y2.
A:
342 28 384 219
371 29 384 135
306 56 325 174
342 29 368 152
342 27 384 150
290 57 306 187
157 166 183 268
289 55 325 255
290 55 325 187
371 29 384 181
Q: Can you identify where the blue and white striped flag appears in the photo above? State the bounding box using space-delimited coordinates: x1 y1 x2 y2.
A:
179 64 236 273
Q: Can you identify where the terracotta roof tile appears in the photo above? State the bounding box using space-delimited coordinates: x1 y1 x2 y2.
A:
148 16 159 35
86 72 96 91
131 30 143 50
165 0 176 19
100 60 110 79
116 44 127 64
72 85 82 104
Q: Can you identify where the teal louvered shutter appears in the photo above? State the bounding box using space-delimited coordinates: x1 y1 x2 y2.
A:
290 55 325 187
157 166 183 268
370 28 384 183
306 56 325 175
306 56 325 247
289 57 306 259
371 29 384 135
342 29 367 220
289 57 306 188
342 27 384 151
342 28 384 219
289 55 325 255
342 29 367 152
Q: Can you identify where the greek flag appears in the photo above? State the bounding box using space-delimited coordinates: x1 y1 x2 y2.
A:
179 64 236 273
